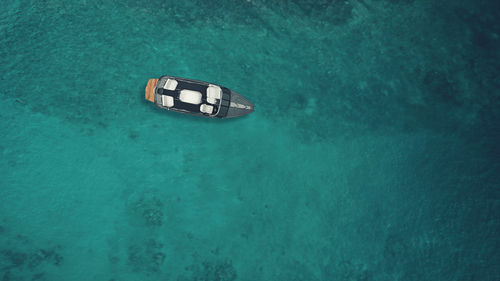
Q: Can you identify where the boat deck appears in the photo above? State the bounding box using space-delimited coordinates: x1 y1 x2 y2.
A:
145 79 158 102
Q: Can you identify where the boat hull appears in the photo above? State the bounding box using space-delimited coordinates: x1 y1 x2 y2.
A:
145 76 254 119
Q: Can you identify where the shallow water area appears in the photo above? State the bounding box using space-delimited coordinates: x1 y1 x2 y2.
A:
1 0 499 280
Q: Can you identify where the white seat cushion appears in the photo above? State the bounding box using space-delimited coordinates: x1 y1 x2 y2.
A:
207 85 222 104
161 95 174 107
200 104 214 114
179 90 202 104
163 79 178 90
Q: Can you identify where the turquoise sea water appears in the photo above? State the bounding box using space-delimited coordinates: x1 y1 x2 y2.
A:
1 0 499 280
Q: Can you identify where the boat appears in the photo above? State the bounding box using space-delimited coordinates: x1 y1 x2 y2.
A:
145 76 254 118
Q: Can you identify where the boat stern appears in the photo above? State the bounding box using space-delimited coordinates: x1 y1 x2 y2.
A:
145 79 158 102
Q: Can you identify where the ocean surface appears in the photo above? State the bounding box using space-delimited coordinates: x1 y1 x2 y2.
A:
1 0 499 280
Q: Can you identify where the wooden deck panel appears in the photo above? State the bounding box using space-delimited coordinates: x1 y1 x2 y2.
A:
145 79 158 102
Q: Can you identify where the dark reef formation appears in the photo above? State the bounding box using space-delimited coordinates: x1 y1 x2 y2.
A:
127 239 166 273
182 259 237 281
0 228 63 281
129 191 165 227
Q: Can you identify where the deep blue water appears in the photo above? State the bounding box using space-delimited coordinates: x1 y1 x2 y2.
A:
1 0 499 280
